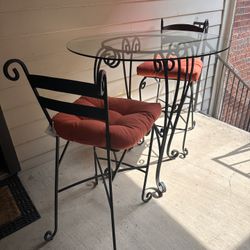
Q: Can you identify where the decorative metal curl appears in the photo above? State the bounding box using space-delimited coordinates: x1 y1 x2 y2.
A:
142 190 153 203
159 127 165 138
101 46 121 68
179 148 188 159
153 53 164 73
3 58 30 82
138 77 147 101
131 36 141 52
96 69 107 96
121 36 141 55
104 167 115 179
121 37 130 54
167 41 195 59
152 52 176 75
139 79 147 90
137 137 144 146
44 230 54 241
120 36 141 98
94 47 121 83
168 149 179 160
138 158 145 165
157 181 167 194
172 103 180 113
142 183 167 203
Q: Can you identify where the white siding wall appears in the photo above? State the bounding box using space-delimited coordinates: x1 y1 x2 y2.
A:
0 0 224 170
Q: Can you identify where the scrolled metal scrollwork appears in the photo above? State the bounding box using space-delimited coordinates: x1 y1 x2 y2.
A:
103 166 115 179
121 36 141 98
157 181 167 194
172 103 180 113
142 184 167 203
3 58 30 82
167 149 179 159
152 52 176 80
142 190 153 203
121 37 131 54
138 77 147 101
102 47 121 68
179 148 188 159
132 37 141 52
165 40 196 59
139 78 147 90
153 52 163 73
96 69 107 96
121 36 141 55
94 46 121 83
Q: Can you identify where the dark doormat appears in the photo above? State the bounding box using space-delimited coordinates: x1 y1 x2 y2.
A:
0 174 40 239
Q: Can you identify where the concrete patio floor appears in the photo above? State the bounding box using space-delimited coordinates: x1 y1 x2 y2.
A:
1 113 249 250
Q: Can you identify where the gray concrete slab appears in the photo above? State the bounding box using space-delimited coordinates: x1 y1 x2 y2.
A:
0 113 249 250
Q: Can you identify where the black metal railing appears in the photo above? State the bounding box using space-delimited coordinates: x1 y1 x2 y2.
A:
194 54 249 132
194 54 218 115
215 56 249 132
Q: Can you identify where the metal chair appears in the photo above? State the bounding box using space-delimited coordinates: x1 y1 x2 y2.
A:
137 18 209 157
3 59 162 250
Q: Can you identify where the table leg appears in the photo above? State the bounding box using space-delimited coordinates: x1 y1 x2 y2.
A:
151 57 195 197
93 48 195 200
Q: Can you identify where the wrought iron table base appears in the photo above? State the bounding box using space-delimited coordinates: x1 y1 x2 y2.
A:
93 46 196 199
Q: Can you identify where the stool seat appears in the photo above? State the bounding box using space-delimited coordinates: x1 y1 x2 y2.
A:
137 58 203 82
53 96 161 150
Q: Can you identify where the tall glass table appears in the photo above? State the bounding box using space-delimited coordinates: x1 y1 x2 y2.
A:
67 30 230 200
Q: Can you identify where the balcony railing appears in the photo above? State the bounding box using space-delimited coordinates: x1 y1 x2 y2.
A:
216 56 249 132
195 55 250 132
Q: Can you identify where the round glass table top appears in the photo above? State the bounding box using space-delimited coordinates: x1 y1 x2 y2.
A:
67 30 230 61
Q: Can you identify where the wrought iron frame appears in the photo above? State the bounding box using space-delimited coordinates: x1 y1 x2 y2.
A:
91 32 211 198
3 59 157 250
138 19 209 158
215 55 250 131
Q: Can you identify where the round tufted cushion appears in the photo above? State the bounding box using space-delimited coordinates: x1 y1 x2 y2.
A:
137 58 203 82
52 96 161 150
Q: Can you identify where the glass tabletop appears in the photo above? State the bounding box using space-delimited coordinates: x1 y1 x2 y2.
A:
67 30 230 62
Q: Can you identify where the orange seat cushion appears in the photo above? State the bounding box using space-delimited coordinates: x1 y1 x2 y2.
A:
137 58 203 81
52 96 161 150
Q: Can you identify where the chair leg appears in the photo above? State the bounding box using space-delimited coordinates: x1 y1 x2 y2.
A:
189 83 196 130
141 126 155 203
176 83 196 158
109 176 117 250
44 136 60 241
106 149 117 250
155 78 161 102
93 147 99 185
95 147 117 249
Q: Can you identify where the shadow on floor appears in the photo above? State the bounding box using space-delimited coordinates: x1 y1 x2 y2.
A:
212 143 250 179
0 142 207 250
235 234 250 250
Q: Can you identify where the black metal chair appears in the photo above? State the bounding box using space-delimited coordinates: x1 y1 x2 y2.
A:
3 59 162 249
137 18 209 157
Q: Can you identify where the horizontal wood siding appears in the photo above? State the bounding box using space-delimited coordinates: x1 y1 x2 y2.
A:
0 0 224 170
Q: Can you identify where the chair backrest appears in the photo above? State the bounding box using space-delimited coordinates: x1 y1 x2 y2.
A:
3 59 109 129
161 18 209 34
160 19 209 60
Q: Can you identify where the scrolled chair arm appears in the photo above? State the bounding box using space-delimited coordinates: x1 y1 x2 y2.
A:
3 59 30 81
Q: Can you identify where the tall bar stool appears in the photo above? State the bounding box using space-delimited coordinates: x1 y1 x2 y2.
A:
3 59 161 250
137 18 209 157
